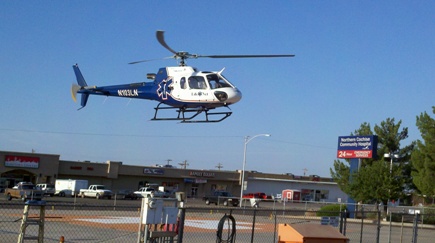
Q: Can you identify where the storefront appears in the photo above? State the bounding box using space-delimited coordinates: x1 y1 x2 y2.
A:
1 150 346 201
242 175 348 203
0 151 60 192
0 150 240 197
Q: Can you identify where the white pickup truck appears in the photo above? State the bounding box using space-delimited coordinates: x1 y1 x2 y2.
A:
79 185 113 199
134 187 164 198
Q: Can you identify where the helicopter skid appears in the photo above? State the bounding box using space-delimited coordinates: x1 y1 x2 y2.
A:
151 103 232 123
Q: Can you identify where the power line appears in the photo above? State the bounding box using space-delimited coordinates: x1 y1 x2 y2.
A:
0 128 240 138
0 128 336 150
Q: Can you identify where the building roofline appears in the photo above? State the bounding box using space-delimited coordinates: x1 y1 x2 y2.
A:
248 177 338 185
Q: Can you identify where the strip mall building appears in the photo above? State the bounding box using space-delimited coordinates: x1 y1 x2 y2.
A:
0 150 347 202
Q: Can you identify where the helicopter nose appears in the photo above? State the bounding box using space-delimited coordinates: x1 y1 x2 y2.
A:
214 88 242 104
230 89 242 103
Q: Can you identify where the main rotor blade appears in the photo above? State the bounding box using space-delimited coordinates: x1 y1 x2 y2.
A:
198 54 295 58
129 56 174 65
156 30 178 55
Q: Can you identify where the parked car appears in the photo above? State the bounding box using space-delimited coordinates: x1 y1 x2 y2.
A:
203 191 239 207
36 183 55 197
117 189 138 200
134 187 165 198
243 193 256 199
242 192 267 200
254 192 268 199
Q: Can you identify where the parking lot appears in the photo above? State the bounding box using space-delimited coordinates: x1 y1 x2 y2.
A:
1 195 434 243
0 194 327 210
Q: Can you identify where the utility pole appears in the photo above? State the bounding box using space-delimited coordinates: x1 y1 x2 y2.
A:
166 159 172 166
303 168 308 176
215 163 224 170
178 160 189 169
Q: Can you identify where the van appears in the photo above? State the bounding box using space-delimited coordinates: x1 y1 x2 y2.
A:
36 183 55 197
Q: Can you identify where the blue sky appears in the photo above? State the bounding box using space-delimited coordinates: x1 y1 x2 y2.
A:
1 1 434 177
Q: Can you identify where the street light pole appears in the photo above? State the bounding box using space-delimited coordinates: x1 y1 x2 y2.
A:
384 151 399 243
384 152 400 204
240 134 270 207
384 152 400 175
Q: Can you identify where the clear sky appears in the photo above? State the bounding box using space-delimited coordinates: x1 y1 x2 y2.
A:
1 1 434 177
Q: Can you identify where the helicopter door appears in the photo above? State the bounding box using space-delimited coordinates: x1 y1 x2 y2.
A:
188 76 207 89
171 77 189 100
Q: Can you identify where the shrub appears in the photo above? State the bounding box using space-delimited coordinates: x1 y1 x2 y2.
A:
316 204 346 217
422 206 435 225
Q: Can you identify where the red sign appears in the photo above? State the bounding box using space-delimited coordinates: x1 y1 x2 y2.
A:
337 150 373 159
5 155 40 168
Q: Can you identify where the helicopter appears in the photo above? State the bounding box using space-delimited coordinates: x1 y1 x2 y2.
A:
71 30 294 123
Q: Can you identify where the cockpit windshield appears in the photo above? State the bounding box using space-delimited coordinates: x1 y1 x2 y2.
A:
206 74 232 89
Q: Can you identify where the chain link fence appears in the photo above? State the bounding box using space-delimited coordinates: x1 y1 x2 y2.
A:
0 201 434 242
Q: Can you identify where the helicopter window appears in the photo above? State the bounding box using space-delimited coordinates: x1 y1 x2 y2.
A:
188 76 207 89
180 77 187 89
207 74 231 89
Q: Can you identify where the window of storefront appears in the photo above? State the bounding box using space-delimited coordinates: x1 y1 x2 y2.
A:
191 183 198 198
301 189 313 201
301 189 329 201
320 190 329 200
214 184 227 191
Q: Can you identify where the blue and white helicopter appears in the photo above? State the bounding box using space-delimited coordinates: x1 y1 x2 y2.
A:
71 31 294 123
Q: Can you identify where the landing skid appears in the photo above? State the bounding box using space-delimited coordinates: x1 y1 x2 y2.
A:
151 103 232 123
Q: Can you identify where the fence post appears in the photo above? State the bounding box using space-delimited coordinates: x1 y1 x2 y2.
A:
339 210 346 234
343 209 347 236
376 209 381 243
400 209 405 243
273 211 277 243
250 208 257 243
411 213 419 243
388 210 392 243
360 205 364 243
177 208 186 243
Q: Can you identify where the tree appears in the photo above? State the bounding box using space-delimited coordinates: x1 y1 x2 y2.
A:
349 157 405 204
375 118 415 197
330 118 414 205
330 159 351 194
411 107 435 199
